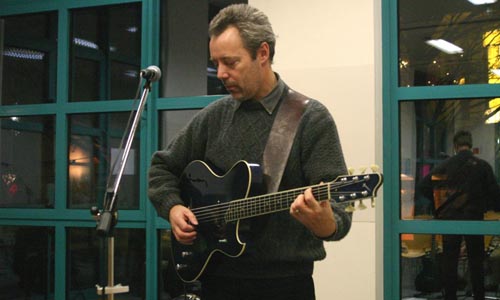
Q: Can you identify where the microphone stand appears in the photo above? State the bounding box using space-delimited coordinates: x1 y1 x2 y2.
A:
91 69 159 299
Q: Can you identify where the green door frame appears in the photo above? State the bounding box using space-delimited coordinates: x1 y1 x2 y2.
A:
381 0 500 299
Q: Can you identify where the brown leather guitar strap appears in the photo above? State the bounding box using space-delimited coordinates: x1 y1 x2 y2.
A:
262 89 309 193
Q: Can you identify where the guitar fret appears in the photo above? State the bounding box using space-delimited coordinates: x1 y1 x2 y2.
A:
224 174 381 222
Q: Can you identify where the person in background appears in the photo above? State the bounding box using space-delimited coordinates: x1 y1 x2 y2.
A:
418 130 500 300
148 4 352 300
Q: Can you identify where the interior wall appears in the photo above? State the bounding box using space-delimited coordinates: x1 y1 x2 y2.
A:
250 1 379 299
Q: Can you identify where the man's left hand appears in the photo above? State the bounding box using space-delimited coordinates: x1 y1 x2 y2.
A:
290 186 336 239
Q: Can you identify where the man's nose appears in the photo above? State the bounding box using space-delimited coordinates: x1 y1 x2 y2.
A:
217 66 229 79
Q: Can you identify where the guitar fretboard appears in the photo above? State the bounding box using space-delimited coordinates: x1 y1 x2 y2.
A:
191 174 378 224
225 184 327 221
225 175 374 221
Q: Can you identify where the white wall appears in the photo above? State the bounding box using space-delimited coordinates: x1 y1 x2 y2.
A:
250 1 382 299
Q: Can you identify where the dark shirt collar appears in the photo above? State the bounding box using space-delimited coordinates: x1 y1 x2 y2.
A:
232 73 286 115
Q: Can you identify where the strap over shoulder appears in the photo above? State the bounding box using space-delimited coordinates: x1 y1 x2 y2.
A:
262 89 309 193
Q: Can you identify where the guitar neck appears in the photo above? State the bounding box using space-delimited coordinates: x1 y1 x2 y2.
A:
225 184 327 221
225 173 376 222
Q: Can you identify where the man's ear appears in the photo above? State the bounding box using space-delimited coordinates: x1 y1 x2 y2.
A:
257 42 271 65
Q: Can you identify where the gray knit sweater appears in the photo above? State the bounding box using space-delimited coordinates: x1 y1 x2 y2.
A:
148 77 351 278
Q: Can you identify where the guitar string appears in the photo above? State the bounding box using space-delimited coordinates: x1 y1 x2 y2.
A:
193 189 362 224
190 180 371 224
191 181 366 223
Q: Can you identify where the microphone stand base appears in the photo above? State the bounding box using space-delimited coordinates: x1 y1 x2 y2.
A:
96 283 130 295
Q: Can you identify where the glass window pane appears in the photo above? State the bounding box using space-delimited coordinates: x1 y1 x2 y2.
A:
67 228 145 300
0 115 55 208
159 0 247 97
72 58 100 101
1 12 58 105
68 113 140 209
69 3 141 102
400 98 500 220
159 110 199 148
110 62 140 100
0 226 54 299
399 0 500 86
400 233 500 299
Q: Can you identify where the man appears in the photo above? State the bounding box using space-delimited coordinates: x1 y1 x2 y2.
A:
148 4 352 300
418 130 500 300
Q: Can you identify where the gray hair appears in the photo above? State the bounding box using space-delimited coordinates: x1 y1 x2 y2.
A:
209 4 276 63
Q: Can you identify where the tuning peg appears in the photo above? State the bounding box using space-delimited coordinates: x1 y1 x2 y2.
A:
357 200 367 210
348 167 355 175
345 202 356 212
359 166 367 174
371 198 376 208
370 164 380 173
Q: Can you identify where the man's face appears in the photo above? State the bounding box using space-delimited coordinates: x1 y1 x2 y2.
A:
209 26 265 101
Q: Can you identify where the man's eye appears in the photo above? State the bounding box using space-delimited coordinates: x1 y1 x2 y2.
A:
226 60 237 67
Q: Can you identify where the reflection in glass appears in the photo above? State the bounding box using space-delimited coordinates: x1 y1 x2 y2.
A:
399 0 500 86
159 110 199 148
1 12 58 104
0 226 54 299
0 116 55 208
400 99 500 220
66 228 145 299
401 233 500 299
68 113 139 209
69 3 141 101
159 0 242 97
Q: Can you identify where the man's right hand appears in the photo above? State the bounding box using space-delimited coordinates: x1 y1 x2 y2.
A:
169 204 198 245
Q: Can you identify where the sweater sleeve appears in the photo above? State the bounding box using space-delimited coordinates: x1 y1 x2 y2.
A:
147 109 209 221
299 100 352 241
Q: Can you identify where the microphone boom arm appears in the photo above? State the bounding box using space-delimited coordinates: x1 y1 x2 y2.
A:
96 80 152 237
91 66 161 299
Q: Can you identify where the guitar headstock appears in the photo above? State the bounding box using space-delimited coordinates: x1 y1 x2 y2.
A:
330 165 383 212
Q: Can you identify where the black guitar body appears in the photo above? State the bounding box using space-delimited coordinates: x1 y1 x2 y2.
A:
169 160 383 283
172 160 263 283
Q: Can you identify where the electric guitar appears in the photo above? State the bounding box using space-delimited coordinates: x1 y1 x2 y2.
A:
171 160 383 282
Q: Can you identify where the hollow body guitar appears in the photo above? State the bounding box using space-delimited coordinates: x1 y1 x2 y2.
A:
171 160 383 282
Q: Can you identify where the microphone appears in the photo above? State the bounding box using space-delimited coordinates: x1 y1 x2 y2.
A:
140 65 162 82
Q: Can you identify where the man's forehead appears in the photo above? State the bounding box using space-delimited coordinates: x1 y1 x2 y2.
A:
210 54 239 62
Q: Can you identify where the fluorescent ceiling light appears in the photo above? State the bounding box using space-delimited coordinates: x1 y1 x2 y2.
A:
425 39 464 54
468 0 497 5
73 37 99 50
3 47 45 60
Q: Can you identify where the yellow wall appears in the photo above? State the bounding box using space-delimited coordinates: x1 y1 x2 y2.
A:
250 1 381 299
